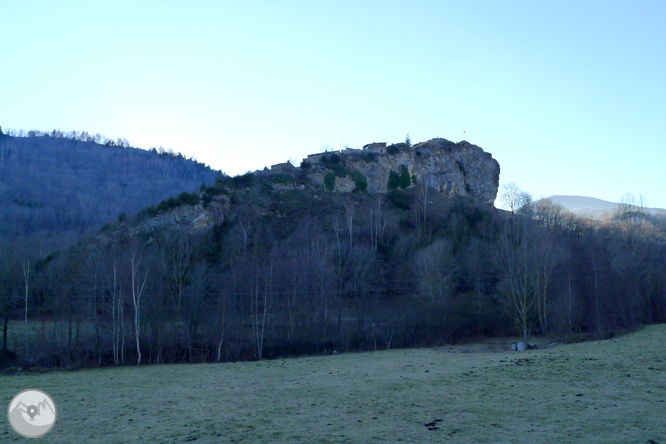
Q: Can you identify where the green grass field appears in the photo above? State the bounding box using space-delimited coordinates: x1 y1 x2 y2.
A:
2 325 665 443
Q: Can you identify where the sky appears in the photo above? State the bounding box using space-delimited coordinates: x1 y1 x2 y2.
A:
1 1 665 208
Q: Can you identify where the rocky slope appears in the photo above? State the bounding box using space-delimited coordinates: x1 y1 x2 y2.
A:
121 137 501 236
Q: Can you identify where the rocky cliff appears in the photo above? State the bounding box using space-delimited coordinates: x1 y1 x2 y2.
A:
123 137 501 236
299 138 500 206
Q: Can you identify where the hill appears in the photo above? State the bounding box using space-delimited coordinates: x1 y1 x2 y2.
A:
2 135 665 371
548 195 666 219
0 133 221 249
1 324 664 443
129 137 500 235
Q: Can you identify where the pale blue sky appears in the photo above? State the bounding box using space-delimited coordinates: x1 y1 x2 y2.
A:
1 1 665 208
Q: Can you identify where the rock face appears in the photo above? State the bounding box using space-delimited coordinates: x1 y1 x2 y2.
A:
142 204 215 232
130 137 501 236
302 138 500 205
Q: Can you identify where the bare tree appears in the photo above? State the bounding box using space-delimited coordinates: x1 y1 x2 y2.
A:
251 257 272 360
414 184 429 239
495 218 539 346
346 205 354 249
0 242 17 353
22 259 30 362
460 237 495 336
414 239 457 306
369 196 385 250
106 254 125 365
613 193 652 325
589 248 605 337
345 246 380 333
286 252 303 349
533 234 564 336
159 232 193 353
311 228 331 333
617 193 647 252
129 241 149 365
500 182 532 214
534 199 570 233
82 246 105 365
183 263 208 363
215 290 227 362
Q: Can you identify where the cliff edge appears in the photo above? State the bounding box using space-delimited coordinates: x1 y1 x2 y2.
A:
293 138 500 206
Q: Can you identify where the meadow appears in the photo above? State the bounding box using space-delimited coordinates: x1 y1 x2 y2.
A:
1 325 665 443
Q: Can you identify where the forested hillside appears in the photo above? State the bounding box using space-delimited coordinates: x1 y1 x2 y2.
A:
2 164 665 369
0 130 221 249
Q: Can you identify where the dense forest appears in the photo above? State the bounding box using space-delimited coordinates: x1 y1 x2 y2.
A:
1 162 665 369
0 128 221 250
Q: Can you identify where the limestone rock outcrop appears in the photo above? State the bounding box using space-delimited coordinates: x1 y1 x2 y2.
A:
302 138 500 205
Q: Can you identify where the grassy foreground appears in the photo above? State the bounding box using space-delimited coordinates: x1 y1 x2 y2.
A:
2 326 665 443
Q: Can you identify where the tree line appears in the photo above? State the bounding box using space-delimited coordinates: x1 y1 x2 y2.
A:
2 126 133 149
0 131 220 252
1 181 665 369
1 125 195 161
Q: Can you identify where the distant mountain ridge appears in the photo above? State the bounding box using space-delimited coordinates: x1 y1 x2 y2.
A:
547 195 665 217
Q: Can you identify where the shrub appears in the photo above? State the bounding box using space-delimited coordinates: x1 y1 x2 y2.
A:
147 191 201 215
388 143 408 155
388 165 411 190
388 170 400 190
230 172 254 189
321 153 341 165
211 220 231 244
359 153 377 163
326 162 349 178
324 173 336 192
137 205 157 218
352 170 367 192
156 196 177 212
203 182 223 197
398 165 411 188
388 189 410 210
270 173 296 185
177 191 200 206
